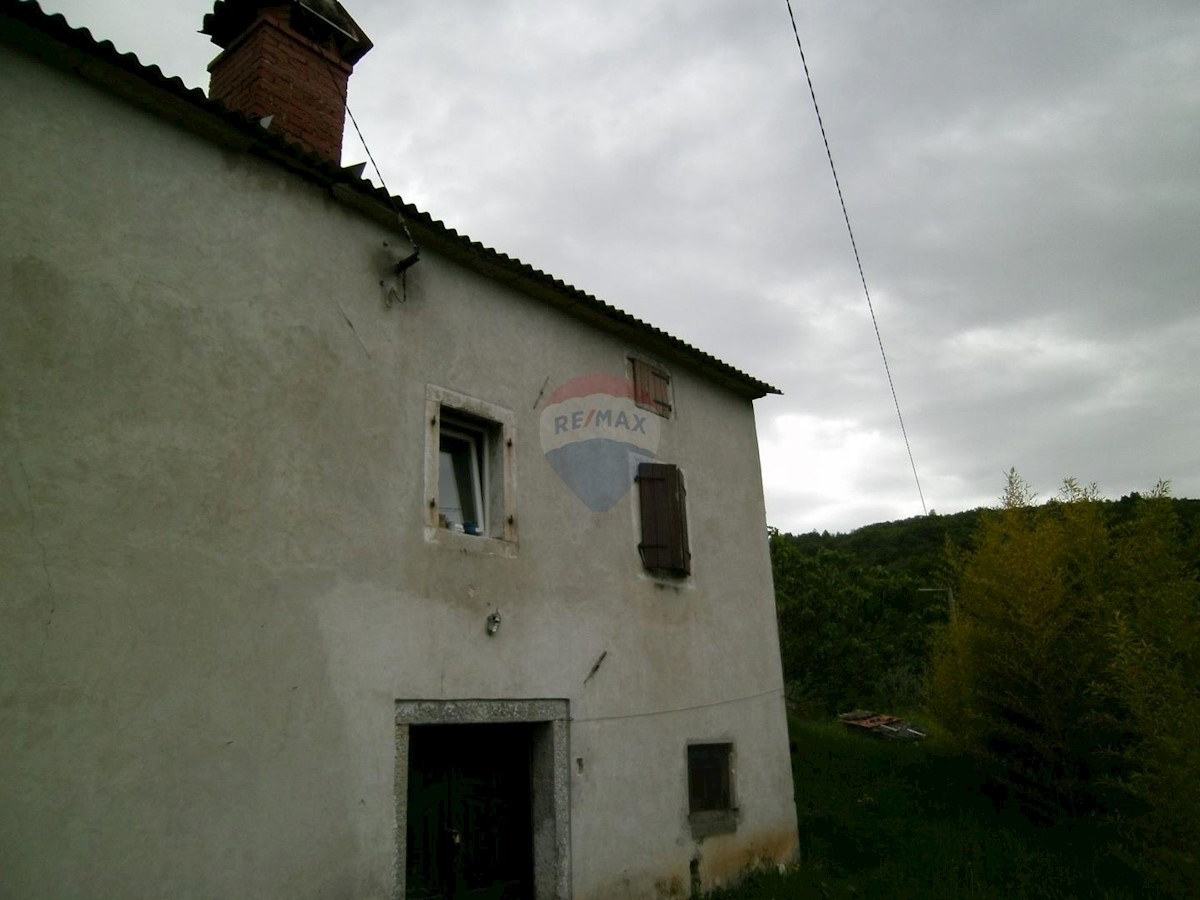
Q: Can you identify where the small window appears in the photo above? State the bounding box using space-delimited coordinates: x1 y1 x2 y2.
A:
688 743 736 838
631 357 672 418
637 462 690 576
688 743 733 812
425 386 516 551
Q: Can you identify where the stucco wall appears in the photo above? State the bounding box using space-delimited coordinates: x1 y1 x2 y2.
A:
0 37 796 900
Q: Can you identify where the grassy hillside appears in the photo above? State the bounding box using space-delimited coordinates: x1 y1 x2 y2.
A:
705 718 1148 899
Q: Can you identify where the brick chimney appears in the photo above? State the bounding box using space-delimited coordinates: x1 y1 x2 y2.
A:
202 1 372 163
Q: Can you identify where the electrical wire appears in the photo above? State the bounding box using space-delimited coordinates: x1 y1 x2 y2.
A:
572 686 784 724
311 53 419 304
343 103 419 251
318 55 419 253
785 1 927 516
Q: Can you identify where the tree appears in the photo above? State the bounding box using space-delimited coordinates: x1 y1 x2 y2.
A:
928 475 1200 895
771 532 940 715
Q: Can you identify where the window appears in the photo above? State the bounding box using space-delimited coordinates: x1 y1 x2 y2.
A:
687 743 736 838
630 357 672 418
688 743 733 813
438 415 486 531
637 462 690 576
425 386 517 552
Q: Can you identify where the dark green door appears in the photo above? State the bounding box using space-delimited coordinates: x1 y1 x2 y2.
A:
406 723 534 900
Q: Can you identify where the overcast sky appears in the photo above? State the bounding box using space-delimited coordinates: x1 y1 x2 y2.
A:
39 0 1200 533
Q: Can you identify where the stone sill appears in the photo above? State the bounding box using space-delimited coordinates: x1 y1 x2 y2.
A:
424 525 518 558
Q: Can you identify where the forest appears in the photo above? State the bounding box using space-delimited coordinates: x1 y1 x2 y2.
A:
770 476 1200 896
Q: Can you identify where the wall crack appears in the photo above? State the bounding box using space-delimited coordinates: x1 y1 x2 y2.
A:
334 299 371 359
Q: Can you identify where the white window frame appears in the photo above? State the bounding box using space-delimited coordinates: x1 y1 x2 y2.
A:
438 421 487 532
424 385 517 556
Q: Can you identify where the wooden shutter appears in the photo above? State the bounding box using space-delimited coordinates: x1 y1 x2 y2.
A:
631 358 672 417
637 462 690 576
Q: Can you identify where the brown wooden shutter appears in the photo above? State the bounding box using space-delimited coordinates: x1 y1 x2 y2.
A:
647 368 671 416
637 462 690 576
632 359 672 417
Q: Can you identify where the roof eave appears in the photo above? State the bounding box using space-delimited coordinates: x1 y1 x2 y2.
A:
2 0 781 400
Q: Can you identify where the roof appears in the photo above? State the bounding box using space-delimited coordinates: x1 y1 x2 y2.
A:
0 0 780 399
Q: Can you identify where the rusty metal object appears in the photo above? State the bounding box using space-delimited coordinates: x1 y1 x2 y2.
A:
838 710 927 741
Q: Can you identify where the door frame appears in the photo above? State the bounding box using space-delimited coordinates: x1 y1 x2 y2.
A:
394 699 570 900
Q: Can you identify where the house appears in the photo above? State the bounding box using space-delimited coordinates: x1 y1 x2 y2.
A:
0 1 799 897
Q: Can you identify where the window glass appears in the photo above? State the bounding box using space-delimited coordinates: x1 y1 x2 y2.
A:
439 427 483 530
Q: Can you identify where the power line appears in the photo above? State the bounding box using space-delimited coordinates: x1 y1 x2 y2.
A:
316 54 419 252
785 1 927 516
572 686 784 724
316 55 420 304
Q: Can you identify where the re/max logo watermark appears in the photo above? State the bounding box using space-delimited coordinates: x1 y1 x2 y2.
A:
539 373 661 511
552 408 649 435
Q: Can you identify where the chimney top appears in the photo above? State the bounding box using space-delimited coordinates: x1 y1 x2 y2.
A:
202 1 372 64
201 0 372 163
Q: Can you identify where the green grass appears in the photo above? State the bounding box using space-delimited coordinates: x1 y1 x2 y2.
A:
705 717 1151 899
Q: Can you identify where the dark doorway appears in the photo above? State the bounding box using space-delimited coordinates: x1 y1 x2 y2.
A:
405 723 534 900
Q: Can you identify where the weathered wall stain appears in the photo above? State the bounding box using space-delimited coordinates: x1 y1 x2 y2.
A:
583 821 799 900
696 822 800 887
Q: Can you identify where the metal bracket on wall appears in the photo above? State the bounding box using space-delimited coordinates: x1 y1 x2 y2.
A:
392 248 420 274
381 240 420 307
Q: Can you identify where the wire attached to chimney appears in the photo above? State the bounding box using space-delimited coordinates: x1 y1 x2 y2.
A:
317 54 420 302
343 102 417 248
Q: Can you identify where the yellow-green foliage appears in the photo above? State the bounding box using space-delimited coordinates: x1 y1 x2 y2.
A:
1102 491 1200 895
929 475 1200 895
